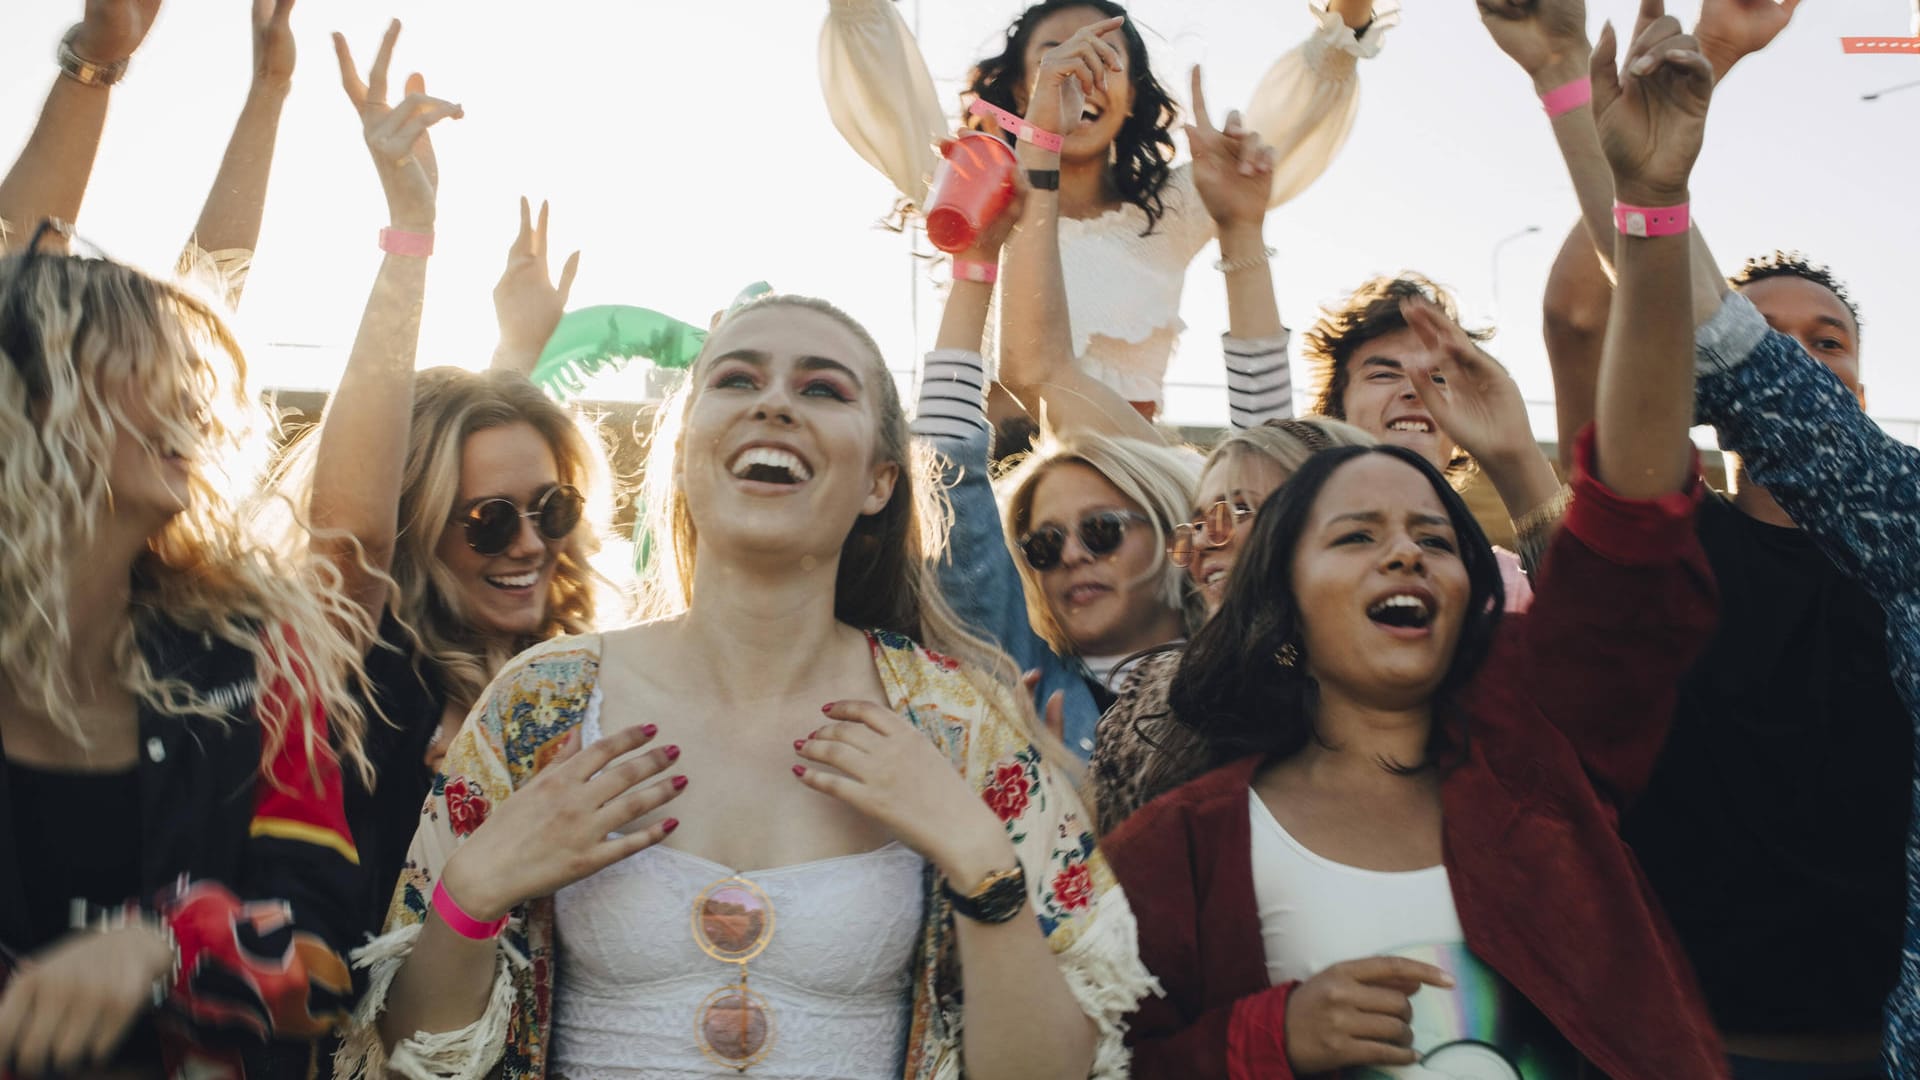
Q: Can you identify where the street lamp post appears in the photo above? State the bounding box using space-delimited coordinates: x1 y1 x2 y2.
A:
1489 225 1542 321
1863 78 1920 101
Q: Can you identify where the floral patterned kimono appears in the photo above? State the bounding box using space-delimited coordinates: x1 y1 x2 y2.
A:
335 629 1155 1080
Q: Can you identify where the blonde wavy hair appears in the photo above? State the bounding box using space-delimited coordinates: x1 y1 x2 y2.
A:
0 250 372 784
997 431 1204 657
1199 416 1376 497
276 368 614 714
636 294 1055 747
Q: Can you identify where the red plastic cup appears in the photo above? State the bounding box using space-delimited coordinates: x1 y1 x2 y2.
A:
924 133 1018 254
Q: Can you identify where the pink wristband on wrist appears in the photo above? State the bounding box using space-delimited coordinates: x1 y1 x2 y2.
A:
1539 76 1592 118
1613 201 1691 238
953 259 998 284
966 99 1064 153
378 227 434 257
431 879 508 940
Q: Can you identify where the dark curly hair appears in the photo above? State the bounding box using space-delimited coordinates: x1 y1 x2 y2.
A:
964 1 1179 236
1731 251 1863 339
1304 273 1488 476
1169 445 1506 775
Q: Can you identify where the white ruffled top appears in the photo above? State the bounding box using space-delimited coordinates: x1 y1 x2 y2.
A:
821 0 1399 406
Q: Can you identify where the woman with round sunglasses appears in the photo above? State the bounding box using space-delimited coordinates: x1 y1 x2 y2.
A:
821 0 1390 417
1103 24 1726 1075
338 293 1153 1080
277 23 609 936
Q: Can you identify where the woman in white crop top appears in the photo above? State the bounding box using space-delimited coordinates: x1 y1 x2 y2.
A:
337 295 1153 1080
821 0 1395 414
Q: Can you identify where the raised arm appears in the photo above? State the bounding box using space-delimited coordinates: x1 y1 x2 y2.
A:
911 168 1105 756
997 17 1163 445
1398 298 1562 529
1241 1 1398 209
818 0 949 206
1589 12 1713 496
1497 10 1720 810
1184 67 1294 430
309 21 461 627
1540 218 1611 471
489 198 580 376
0 1 161 248
180 0 295 308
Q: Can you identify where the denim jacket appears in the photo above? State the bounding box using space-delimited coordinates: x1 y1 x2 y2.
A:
922 425 1104 756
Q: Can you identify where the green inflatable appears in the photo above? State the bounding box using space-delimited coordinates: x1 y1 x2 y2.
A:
528 282 774 403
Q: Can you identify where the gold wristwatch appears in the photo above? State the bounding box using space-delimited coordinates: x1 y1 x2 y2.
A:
942 862 1028 924
58 25 130 88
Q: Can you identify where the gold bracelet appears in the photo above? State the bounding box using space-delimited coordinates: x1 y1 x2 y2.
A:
57 25 130 88
1510 483 1573 546
1212 245 1276 275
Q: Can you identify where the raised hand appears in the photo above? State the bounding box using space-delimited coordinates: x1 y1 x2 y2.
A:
0 925 174 1076
1477 0 1591 84
1021 14 1126 136
1590 2 1715 206
797 701 1018 886
70 0 163 66
252 0 296 93
331 20 462 231
494 197 581 362
1283 956 1455 1073
1400 296 1536 466
1185 66 1276 231
437 723 687 923
1695 0 1802 82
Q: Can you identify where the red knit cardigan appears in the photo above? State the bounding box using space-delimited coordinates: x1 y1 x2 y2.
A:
1105 433 1727 1080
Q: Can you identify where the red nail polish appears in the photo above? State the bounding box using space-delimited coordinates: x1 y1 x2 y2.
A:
792 764 807 777
662 818 679 834
664 745 680 762
809 729 821 739
794 739 806 752
671 775 688 791
821 702 835 713
640 723 658 738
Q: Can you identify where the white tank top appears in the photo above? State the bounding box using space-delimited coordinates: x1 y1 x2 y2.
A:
1248 787 1462 987
1248 789 1586 1078
551 697 928 1080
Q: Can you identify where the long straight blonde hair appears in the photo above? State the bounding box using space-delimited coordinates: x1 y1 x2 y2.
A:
636 294 1056 747
0 251 372 783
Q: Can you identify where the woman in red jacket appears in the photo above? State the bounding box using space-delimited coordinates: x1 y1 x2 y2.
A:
1103 13 1729 1079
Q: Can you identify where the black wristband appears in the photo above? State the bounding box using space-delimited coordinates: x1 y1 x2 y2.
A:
1026 168 1061 191
942 862 1027 924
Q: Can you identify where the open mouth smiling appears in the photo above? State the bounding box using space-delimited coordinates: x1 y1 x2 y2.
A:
727 445 814 486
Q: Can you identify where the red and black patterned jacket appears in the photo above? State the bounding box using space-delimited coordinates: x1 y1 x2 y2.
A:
0 618 362 1079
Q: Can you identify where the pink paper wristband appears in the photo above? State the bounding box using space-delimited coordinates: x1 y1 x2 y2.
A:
431 879 508 940
966 98 1064 153
378 227 434 257
1613 201 1691 239
1539 76 1592 119
953 259 998 284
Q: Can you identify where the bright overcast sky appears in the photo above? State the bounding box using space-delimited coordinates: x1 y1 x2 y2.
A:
3 1 1917 439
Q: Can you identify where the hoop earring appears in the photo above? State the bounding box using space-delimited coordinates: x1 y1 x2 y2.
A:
1274 642 1300 669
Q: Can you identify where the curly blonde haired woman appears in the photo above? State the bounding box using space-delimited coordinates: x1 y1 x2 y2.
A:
0 236 372 1079
338 292 1153 1080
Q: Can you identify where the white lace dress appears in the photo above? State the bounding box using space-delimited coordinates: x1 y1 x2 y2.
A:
820 0 1399 408
552 704 928 1080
